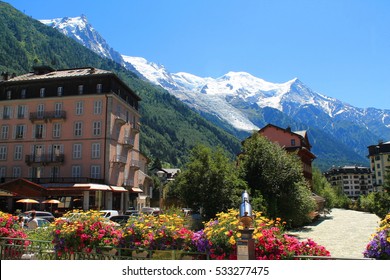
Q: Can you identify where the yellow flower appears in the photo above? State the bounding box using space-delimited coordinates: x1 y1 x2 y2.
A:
229 236 236 245
236 232 242 238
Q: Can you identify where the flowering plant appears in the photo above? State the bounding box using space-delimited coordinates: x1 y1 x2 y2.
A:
192 209 330 260
364 213 390 259
0 211 28 242
51 210 123 255
122 213 193 250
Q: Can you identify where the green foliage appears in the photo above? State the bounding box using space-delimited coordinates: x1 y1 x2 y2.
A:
171 145 246 219
0 2 241 167
359 192 390 219
238 133 315 226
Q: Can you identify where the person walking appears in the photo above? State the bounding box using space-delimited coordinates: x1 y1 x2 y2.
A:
27 211 38 230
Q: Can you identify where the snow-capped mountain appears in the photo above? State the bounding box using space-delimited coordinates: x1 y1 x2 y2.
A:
40 15 125 66
41 15 390 163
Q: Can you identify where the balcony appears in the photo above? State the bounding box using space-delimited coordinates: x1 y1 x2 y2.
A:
120 136 134 148
123 179 134 187
115 113 127 126
25 154 65 166
129 159 140 170
29 111 66 122
130 122 140 134
111 154 127 166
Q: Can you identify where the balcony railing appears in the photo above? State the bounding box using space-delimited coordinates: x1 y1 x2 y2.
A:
120 136 134 148
123 179 134 187
111 155 127 165
29 111 66 122
129 160 140 170
25 154 65 166
130 122 140 133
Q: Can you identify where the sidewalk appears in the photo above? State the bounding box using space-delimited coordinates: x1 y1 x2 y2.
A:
288 208 380 259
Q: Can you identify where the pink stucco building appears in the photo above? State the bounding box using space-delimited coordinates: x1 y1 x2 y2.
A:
0 66 150 213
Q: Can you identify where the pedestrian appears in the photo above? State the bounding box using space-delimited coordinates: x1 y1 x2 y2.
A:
27 210 38 230
18 216 25 228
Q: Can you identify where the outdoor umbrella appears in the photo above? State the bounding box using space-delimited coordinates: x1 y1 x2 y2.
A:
41 199 61 213
16 198 39 211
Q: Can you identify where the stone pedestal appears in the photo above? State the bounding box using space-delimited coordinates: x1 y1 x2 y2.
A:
237 228 255 260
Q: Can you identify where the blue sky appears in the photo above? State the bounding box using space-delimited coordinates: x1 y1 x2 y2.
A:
6 0 390 109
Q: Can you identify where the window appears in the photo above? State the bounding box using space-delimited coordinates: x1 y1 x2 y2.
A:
291 139 296 146
40 88 45 97
17 105 26 119
78 85 84 94
72 143 82 159
72 165 81 178
0 146 7 160
93 100 102 114
92 121 101 136
96 84 102 93
74 122 83 137
15 125 26 139
90 165 101 179
54 103 63 117
34 124 45 139
0 167 6 178
377 163 381 169
21 89 26 99
1 125 9 139
12 167 21 178
3 106 11 119
53 123 61 138
91 143 101 159
14 145 23 160
37 104 44 118
57 86 63 96
6 90 11 100
75 101 83 115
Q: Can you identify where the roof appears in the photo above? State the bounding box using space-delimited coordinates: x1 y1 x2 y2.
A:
5 67 112 82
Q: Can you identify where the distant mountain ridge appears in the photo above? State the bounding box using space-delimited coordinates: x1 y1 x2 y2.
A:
39 15 390 169
0 2 242 169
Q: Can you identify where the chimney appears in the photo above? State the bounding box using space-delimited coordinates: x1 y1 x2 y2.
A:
1 72 9 81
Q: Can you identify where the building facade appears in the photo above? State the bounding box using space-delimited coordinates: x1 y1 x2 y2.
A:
257 124 316 186
367 140 390 192
324 166 374 198
0 66 146 213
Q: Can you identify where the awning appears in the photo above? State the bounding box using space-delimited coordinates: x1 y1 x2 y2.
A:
110 186 128 192
0 190 16 197
131 187 143 193
73 183 111 191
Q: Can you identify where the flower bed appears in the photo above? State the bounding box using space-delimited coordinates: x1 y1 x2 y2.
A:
364 213 390 259
192 209 330 260
1 209 331 260
51 210 123 256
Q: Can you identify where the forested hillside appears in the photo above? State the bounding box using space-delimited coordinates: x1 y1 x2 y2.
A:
0 1 241 166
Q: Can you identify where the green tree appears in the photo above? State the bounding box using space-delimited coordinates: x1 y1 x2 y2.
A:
312 168 337 210
171 145 246 219
238 133 315 227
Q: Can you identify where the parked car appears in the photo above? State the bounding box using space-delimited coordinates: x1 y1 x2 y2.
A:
99 210 119 218
22 211 55 222
140 207 160 215
124 209 139 215
109 215 131 225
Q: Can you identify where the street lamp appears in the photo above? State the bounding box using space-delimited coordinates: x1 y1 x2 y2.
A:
237 190 255 260
156 170 165 210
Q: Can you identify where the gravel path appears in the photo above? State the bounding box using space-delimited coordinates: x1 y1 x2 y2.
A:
287 208 380 259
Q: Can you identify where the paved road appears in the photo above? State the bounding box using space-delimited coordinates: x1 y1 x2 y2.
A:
288 208 380 259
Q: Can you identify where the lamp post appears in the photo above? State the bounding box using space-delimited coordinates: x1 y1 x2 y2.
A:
237 190 255 260
156 170 165 210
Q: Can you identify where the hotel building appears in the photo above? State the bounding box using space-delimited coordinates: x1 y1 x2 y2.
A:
0 66 148 213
